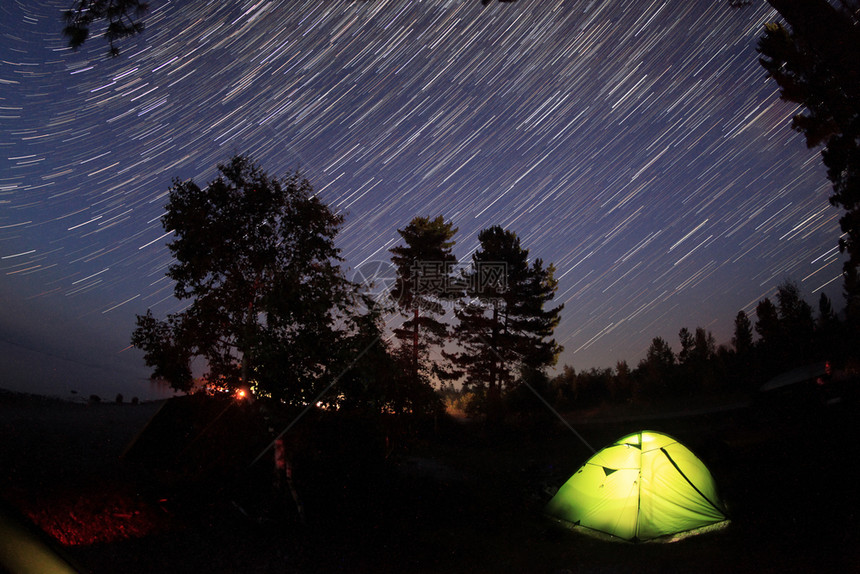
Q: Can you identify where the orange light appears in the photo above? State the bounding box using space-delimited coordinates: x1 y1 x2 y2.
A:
236 389 246 399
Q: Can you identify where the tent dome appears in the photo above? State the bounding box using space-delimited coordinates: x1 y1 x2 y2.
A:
544 430 727 541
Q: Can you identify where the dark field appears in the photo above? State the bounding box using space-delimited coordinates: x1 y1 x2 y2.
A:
1 389 858 573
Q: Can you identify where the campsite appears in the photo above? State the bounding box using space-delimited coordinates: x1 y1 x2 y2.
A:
1 386 857 574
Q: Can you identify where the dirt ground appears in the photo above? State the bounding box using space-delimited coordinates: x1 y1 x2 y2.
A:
1 389 858 573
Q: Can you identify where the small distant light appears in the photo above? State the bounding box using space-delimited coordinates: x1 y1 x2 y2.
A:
236 389 247 399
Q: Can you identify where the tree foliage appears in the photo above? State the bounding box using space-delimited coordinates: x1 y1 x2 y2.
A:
389 215 459 382
131 310 193 391
447 225 563 416
750 280 817 372
331 298 441 416
757 0 860 324
635 336 676 397
64 0 149 56
332 299 394 411
131 155 350 403
754 297 780 348
732 310 754 356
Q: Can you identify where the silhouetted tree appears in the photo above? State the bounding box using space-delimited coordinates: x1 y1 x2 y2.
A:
818 292 838 327
613 360 633 403
755 295 783 376
131 155 350 403
448 225 562 418
712 344 734 390
692 327 716 364
389 343 446 416
729 309 758 388
752 281 823 373
775 280 816 363
816 291 844 360
845 265 860 336
678 327 694 365
132 310 194 390
755 296 780 343
64 0 148 56
691 327 718 390
757 0 860 325
549 366 614 411
389 215 458 387
732 310 754 357
333 298 398 412
576 367 614 407
635 336 675 398
675 326 715 394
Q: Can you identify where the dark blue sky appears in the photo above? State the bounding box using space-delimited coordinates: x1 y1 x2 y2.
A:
0 0 844 400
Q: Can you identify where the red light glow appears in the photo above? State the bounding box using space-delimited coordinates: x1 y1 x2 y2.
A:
12 485 167 546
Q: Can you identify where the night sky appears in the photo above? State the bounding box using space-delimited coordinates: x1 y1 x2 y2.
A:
0 0 845 400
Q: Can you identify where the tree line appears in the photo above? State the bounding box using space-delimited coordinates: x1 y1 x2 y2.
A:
532 279 858 415
131 155 563 420
133 155 859 423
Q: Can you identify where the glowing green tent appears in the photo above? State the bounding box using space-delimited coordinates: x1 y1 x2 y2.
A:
544 431 727 541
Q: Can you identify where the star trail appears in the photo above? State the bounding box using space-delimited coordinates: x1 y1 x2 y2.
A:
0 0 845 399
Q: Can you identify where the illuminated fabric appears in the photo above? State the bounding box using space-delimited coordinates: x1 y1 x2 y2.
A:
544 431 727 541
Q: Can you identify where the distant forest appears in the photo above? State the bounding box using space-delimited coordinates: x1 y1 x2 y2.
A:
451 279 858 417
130 155 860 424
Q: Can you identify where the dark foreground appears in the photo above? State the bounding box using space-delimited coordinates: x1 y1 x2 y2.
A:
1 389 858 573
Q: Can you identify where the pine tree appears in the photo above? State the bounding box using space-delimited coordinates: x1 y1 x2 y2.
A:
388 216 459 385
678 327 694 365
732 311 754 357
757 1 860 326
636 336 675 398
775 280 815 363
447 225 562 417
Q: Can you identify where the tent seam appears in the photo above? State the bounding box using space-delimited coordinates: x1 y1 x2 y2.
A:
658 447 725 518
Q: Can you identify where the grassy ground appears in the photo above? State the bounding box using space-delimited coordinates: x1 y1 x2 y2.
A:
2 389 858 573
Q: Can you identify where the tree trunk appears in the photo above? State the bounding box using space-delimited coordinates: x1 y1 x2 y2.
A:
487 300 502 422
412 306 420 384
242 296 255 390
